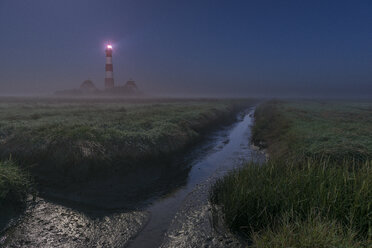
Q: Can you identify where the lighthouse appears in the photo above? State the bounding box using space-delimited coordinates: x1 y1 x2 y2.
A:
104 43 114 89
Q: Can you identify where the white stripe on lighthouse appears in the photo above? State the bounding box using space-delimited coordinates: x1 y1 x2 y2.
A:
104 43 114 89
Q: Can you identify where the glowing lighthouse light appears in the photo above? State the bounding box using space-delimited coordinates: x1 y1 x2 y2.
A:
107 44 112 49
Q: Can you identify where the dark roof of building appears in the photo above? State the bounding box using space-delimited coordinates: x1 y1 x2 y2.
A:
80 80 96 89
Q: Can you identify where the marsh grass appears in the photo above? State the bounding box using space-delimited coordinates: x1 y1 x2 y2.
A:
212 100 372 246
0 159 31 207
0 98 252 182
252 100 372 162
251 214 365 248
251 101 293 158
211 159 371 238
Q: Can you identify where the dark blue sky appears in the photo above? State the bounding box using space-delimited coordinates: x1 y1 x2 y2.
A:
0 0 372 97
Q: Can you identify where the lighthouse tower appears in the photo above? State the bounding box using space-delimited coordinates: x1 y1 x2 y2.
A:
104 43 114 89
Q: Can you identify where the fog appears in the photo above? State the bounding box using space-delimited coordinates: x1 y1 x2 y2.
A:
0 0 371 98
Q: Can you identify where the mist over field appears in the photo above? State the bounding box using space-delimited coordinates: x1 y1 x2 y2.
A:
1 1 372 98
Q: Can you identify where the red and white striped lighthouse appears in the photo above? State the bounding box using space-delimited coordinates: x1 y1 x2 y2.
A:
104 43 114 89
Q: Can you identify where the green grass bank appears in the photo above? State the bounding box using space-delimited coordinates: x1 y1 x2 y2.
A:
0 97 253 186
211 100 372 247
0 159 31 209
252 100 372 161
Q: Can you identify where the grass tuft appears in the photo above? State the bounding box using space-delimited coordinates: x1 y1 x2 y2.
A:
211 159 371 238
0 159 31 207
252 214 365 248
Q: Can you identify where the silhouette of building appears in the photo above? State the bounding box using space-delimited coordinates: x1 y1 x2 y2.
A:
80 80 98 93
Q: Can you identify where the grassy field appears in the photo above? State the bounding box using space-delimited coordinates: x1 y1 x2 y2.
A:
252 100 372 161
0 97 252 208
211 100 372 247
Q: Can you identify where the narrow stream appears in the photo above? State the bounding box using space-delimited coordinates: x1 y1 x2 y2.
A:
128 107 262 248
1 107 263 248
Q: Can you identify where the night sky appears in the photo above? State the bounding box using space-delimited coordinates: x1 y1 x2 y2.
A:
0 0 372 97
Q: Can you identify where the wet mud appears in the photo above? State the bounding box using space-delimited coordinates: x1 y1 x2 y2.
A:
1 197 148 248
160 116 265 248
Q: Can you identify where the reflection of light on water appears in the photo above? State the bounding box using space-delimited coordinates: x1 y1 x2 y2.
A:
129 107 266 248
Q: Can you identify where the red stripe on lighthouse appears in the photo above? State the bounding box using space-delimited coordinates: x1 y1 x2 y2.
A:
104 43 114 89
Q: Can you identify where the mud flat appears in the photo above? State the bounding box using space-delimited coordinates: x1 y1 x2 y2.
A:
1 197 148 247
160 178 242 248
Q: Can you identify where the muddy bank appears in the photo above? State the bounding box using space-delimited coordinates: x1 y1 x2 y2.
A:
1 197 148 248
160 178 243 248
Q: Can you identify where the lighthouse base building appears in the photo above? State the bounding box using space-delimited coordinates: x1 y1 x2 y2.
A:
55 78 141 96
